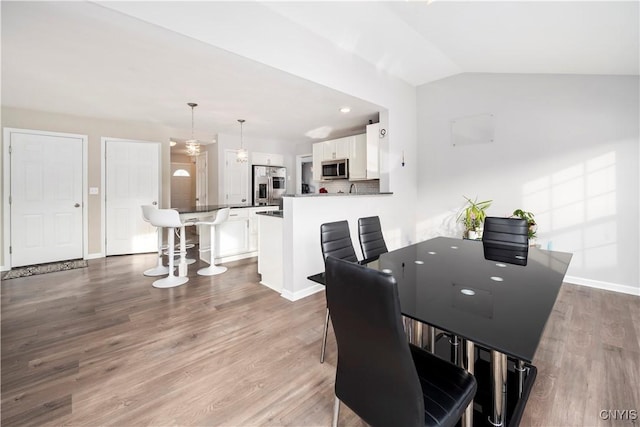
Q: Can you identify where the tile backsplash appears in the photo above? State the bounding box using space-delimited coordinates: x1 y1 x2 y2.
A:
315 180 380 194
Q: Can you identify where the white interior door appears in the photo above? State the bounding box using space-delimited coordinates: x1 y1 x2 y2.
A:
224 150 249 205
9 130 84 267
195 152 208 207
105 139 160 255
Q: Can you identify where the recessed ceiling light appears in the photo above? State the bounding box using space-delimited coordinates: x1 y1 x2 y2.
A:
339 107 351 113
170 140 177 147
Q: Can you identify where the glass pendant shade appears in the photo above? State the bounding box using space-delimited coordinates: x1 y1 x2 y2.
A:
236 119 248 163
186 103 201 157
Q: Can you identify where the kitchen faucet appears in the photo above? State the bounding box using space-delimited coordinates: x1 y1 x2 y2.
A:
349 183 358 194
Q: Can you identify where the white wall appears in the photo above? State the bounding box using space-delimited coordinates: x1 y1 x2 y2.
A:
417 73 639 293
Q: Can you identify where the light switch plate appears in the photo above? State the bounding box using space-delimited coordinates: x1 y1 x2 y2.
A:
89 187 99 195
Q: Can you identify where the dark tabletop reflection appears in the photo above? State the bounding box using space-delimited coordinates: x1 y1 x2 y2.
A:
365 237 572 362
483 241 529 266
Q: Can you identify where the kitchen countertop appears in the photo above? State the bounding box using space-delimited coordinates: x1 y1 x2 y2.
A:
256 210 283 218
174 204 279 214
283 192 393 197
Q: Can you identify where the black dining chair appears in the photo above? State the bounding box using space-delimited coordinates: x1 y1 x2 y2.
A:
325 256 477 427
319 220 358 363
482 217 529 248
357 216 388 260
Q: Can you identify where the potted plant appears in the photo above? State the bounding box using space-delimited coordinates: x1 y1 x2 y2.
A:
511 209 537 245
457 196 492 239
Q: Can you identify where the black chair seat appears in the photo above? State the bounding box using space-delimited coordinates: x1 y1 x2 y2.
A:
410 345 477 427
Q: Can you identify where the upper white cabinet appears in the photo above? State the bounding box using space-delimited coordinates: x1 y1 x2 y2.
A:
312 142 323 182
348 125 379 181
322 137 351 160
312 125 379 181
252 152 284 166
348 133 368 180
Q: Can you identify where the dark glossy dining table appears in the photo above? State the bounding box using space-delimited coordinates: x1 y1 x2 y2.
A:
310 236 572 427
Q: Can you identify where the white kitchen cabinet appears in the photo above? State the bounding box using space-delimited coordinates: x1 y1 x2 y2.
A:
198 206 279 263
349 125 379 181
312 132 377 180
312 143 323 182
248 206 278 251
366 123 380 180
217 208 250 257
322 137 351 160
348 133 367 180
252 152 284 166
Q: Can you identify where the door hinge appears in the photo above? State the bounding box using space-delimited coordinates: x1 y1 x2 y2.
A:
9 246 12 254
8 195 11 204
8 145 12 154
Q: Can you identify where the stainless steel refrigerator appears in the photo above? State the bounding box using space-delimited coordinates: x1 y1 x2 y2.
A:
252 165 286 206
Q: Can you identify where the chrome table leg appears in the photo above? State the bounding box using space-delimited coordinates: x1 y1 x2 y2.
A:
516 359 527 397
425 326 436 353
462 339 475 427
489 350 508 426
411 320 424 347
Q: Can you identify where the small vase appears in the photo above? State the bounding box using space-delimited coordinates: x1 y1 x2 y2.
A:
468 230 478 240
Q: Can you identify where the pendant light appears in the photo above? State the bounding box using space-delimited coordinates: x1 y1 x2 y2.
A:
236 119 248 163
185 102 201 157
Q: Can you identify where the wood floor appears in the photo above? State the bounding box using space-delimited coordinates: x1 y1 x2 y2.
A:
1 252 638 426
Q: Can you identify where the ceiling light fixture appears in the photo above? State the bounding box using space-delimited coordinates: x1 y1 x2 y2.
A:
236 119 248 163
185 102 201 157
340 107 351 113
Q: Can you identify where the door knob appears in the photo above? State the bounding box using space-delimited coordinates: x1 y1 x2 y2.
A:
152 201 158 205
74 203 80 208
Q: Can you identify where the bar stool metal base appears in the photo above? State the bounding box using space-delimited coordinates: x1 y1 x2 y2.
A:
197 265 227 276
152 275 188 288
143 265 172 277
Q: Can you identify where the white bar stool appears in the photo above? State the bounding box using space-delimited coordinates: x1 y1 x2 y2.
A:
196 208 230 276
147 208 189 288
141 205 171 277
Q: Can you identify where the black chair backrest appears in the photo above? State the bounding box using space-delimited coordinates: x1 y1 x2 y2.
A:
320 221 358 263
325 256 424 427
358 216 388 260
482 217 529 248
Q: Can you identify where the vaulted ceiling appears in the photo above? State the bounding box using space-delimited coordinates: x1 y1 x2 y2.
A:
2 1 637 145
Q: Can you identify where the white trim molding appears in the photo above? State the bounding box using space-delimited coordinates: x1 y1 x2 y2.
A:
280 283 324 302
86 253 104 260
564 275 640 296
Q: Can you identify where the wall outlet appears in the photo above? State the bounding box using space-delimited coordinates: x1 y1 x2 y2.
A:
89 187 99 195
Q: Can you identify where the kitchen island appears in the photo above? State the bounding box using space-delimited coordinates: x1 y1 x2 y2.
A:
177 204 279 263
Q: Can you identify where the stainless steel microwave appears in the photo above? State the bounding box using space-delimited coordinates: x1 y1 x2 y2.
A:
321 159 349 180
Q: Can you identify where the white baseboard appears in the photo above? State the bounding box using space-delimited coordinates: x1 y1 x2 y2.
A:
218 251 257 264
564 275 640 296
259 280 282 294
281 283 324 302
86 253 104 260
0 265 9 272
